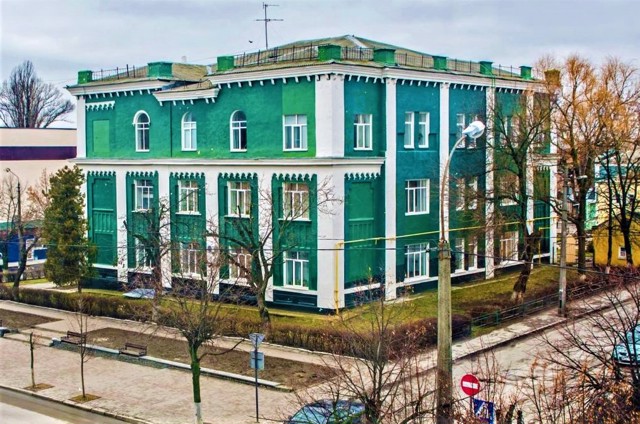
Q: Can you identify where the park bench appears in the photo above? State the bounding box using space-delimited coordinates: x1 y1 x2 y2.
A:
119 342 147 357
61 331 86 345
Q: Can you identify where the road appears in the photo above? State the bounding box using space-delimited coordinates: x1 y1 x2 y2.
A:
0 387 126 423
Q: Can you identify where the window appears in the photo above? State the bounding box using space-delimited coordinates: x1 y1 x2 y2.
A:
25 239 35 261
404 112 414 148
283 115 307 151
284 251 309 288
354 114 372 150
228 181 251 216
180 242 200 275
134 111 150 151
619 246 627 259
229 247 251 280
456 177 478 211
283 182 310 219
454 238 465 272
181 112 197 151
467 115 479 149
468 177 478 210
468 237 478 269
135 239 152 268
456 113 466 141
406 179 429 215
500 231 519 262
455 178 465 211
134 179 154 211
406 243 429 279
499 175 518 206
418 112 429 148
178 180 199 213
230 111 247 151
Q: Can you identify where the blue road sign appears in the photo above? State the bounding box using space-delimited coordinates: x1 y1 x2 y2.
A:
250 351 265 370
473 398 495 424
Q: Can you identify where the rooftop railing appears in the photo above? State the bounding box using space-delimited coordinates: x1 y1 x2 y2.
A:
89 65 147 83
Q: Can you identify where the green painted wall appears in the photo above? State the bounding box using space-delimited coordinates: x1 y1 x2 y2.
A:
343 80 385 157
87 172 117 265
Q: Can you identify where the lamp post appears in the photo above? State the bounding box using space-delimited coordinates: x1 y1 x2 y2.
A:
437 121 485 424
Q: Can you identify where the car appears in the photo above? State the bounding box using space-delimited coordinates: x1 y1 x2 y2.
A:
285 399 365 424
612 330 640 366
122 288 156 299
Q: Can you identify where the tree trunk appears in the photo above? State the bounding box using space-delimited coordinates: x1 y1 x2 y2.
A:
256 293 271 336
576 223 587 274
12 248 28 301
80 350 86 399
190 344 203 424
512 230 536 304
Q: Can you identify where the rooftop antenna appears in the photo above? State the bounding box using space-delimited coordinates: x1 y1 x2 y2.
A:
256 3 283 50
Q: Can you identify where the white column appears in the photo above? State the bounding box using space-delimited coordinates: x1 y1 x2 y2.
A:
549 165 559 263
384 78 397 301
116 170 128 283
204 170 220 294
526 94 535 235
439 82 450 238
257 171 274 302
485 87 496 279
315 74 345 158
76 97 86 158
157 169 172 289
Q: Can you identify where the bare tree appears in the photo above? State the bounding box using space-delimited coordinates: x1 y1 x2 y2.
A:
0 60 74 128
210 176 339 333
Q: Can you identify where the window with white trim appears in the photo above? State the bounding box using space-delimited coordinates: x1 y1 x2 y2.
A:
134 111 150 151
134 179 154 211
454 238 465 272
418 112 430 148
25 239 34 261
180 242 200 275
283 182 309 220
181 112 197 151
135 238 152 268
406 179 429 215
354 114 372 150
456 113 466 141
178 180 199 214
230 110 247 151
283 114 307 151
284 251 309 288
468 177 478 210
619 246 627 259
404 112 414 148
229 247 251 280
500 231 519 262
455 178 465 211
406 243 429 279
468 237 478 269
467 114 479 149
499 175 518 206
228 181 251 217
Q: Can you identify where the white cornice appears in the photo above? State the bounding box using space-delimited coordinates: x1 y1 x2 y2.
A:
73 157 385 168
153 87 220 104
67 80 167 97
85 100 115 111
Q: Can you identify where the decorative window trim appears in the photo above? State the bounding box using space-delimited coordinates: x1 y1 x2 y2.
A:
404 112 414 149
283 114 308 151
283 182 310 220
181 112 197 151
405 179 430 215
405 243 429 280
85 101 115 111
354 114 373 150
133 110 150 152
284 250 309 288
230 110 247 152
178 180 199 214
227 181 251 217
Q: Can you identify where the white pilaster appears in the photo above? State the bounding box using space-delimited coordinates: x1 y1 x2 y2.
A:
485 87 496 279
157 169 172 288
526 94 535 235
315 74 345 158
384 78 397 301
76 97 86 158
257 171 274 302
204 170 220 294
439 82 450 238
549 165 559 263
116 171 128 282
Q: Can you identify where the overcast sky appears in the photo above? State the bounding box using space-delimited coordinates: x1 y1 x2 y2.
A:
2 0 639 128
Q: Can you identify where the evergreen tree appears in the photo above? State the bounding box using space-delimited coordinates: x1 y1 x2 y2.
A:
43 166 93 290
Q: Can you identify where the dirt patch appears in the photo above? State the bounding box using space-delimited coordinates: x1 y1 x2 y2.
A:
24 383 54 392
0 310 57 329
87 327 332 389
69 394 101 403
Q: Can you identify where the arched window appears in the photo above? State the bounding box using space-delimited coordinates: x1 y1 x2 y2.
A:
181 112 197 151
230 110 247 151
133 111 150 151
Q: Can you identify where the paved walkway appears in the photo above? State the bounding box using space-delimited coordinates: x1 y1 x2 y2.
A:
0 290 609 424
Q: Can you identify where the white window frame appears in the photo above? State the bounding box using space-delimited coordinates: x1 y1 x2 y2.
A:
467 114 479 149
454 238 465 273
404 112 415 148
468 177 478 210
456 113 466 143
619 246 627 259
178 180 199 214
418 112 430 148
283 182 310 220
499 175 518 206
354 114 372 150
228 181 251 217
284 251 309 288
133 111 150 152
500 231 519 262
230 110 247 152
25 238 35 261
134 238 152 269
180 242 200 276
405 179 429 215
468 237 478 270
181 112 197 151
283 114 308 151
134 179 154 211
229 247 251 280
405 243 429 279
455 177 465 211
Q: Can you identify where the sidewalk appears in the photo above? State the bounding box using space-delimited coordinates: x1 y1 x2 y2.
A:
0 293 600 424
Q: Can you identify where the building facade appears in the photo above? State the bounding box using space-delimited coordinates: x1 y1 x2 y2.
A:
67 36 555 311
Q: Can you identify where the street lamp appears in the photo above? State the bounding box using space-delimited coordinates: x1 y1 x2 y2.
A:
436 121 485 424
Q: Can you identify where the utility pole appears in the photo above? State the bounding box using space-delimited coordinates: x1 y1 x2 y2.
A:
5 168 22 292
256 3 283 50
558 165 568 317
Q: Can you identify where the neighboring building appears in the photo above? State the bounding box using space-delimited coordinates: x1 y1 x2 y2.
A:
67 35 554 311
592 217 640 267
0 128 77 268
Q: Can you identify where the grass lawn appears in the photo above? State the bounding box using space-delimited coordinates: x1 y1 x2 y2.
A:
87 327 332 389
0 309 57 329
2 278 49 286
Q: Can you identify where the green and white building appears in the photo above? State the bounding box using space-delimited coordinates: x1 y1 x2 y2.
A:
67 35 555 311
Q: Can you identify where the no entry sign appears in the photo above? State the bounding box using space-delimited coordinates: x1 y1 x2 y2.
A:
460 374 481 396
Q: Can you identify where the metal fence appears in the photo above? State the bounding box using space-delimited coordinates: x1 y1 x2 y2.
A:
234 45 318 68
91 65 146 82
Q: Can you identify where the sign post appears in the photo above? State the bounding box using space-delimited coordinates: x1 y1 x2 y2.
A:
249 333 265 423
